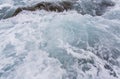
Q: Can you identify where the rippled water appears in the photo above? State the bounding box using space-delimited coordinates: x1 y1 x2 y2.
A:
0 0 120 79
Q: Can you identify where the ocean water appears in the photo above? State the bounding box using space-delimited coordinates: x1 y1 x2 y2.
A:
0 0 120 79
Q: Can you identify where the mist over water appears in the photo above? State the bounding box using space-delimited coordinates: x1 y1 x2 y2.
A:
0 0 120 79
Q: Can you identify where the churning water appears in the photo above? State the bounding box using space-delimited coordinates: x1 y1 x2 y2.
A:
0 0 120 79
